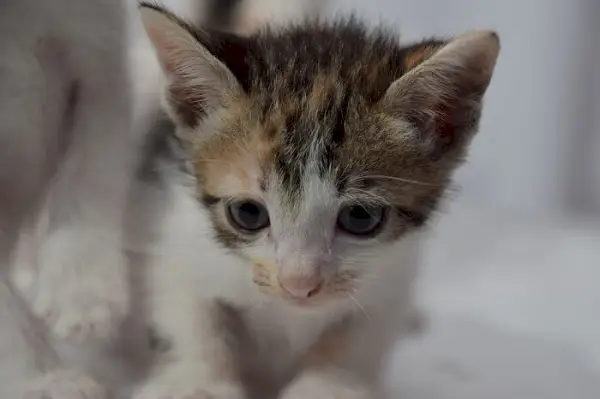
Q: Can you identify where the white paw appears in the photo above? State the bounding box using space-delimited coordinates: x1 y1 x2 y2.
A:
134 383 245 399
282 369 374 399
22 369 107 399
133 370 245 399
25 229 130 341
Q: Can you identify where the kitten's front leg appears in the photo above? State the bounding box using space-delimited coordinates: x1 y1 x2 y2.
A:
281 330 376 399
282 311 407 399
133 301 246 399
133 362 245 399
281 368 374 399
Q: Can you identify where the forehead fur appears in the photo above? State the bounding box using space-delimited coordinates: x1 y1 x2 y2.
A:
190 19 452 207
140 3 500 250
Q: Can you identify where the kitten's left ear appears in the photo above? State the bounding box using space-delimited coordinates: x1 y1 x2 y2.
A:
381 30 500 157
139 4 243 129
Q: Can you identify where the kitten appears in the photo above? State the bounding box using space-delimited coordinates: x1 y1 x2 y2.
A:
0 0 133 397
131 4 500 399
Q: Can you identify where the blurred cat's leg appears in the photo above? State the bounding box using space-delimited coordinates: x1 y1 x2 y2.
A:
10 0 135 343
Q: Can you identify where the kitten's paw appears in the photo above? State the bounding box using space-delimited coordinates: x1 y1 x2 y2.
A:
22 369 107 399
133 376 245 399
29 229 129 341
282 369 374 399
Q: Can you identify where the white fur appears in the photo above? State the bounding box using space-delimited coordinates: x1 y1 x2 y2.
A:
128 175 424 399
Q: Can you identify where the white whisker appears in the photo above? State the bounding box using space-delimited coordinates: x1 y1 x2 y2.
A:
361 174 440 187
347 293 370 320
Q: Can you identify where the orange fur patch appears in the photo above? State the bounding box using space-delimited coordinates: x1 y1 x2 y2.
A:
195 112 279 198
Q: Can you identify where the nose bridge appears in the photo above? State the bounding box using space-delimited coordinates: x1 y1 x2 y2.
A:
276 220 332 276
270 172 337 278
278 238 320 272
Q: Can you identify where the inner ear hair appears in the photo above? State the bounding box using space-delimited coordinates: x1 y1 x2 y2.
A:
139 4 244 130
380 30 500 156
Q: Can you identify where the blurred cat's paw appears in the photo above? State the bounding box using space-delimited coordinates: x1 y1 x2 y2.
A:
22 369 107 399
27 229 129 341
133 382 245 399
133 369 246 399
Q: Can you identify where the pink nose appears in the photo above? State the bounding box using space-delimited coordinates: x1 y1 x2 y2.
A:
279 275 324 299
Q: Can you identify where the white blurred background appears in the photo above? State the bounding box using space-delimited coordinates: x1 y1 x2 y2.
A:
130 1 600 398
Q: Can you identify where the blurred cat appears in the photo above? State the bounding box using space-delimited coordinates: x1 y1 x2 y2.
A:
0 0 133 397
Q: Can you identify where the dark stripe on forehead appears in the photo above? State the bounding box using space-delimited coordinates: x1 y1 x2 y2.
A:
273 84 351 202
276 151 304 199
320 91 350 181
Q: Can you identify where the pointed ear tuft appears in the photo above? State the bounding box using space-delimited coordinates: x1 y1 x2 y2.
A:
382 30 500 158
139 5 243 128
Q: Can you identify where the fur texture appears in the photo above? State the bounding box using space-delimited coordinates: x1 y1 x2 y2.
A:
130 4 500 399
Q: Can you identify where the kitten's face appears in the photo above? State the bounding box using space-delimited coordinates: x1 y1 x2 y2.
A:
140 5 500 306
193 98 446 305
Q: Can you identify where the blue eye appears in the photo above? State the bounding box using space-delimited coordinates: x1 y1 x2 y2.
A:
337 204 386 236
227 199 270 232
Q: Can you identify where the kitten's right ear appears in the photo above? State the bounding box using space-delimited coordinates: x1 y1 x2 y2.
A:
139 4 243 128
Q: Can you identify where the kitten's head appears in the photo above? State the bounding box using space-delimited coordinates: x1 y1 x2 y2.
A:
140 4 500 307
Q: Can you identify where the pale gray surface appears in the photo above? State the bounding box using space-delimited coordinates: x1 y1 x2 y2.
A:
387 200 600 398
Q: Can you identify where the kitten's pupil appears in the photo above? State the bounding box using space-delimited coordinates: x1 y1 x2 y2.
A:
337 205 385 236
351 206 369 220
228 200 270 232
240 202 260 224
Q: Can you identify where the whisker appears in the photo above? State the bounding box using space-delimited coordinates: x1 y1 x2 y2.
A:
347 293 370 320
